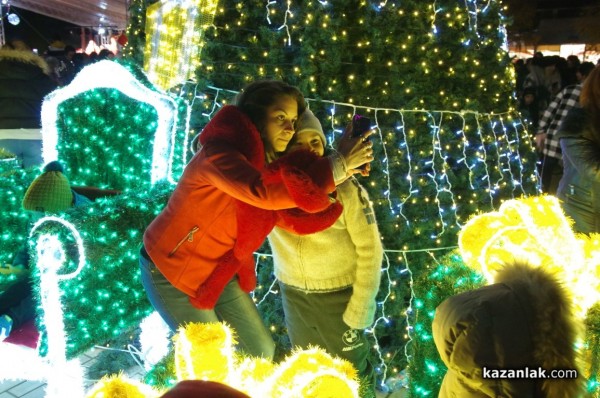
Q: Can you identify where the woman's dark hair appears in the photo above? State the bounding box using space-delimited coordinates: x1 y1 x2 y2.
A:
234 80 307 134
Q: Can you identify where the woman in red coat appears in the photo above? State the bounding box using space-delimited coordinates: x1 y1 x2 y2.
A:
140 80 373 358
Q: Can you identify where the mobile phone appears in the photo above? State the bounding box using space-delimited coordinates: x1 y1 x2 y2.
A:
352 114 371 138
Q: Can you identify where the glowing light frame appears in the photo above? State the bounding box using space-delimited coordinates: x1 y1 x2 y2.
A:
41 60 183 185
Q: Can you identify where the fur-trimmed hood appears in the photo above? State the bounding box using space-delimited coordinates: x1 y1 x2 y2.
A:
0 48 52 76
494 263 583 398
198 105 264 168
433 262 584 398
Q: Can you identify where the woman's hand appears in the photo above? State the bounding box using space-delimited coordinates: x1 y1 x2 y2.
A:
336 122 376 172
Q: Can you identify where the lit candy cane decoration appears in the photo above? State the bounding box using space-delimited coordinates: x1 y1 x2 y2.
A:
30 216 87 398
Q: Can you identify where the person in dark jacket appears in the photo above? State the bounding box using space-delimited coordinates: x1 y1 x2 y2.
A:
556 65 600 234
432 262 583 398
0 39 57 168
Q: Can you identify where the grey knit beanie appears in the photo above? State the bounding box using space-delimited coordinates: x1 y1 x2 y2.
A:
295 108 326 146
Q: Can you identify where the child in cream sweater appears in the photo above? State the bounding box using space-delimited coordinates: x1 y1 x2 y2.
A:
268 109 383 396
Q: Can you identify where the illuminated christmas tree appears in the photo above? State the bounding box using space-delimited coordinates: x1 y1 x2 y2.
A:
183 1 539 393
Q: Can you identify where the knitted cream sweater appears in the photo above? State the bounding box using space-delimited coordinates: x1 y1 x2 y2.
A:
268 177 383 329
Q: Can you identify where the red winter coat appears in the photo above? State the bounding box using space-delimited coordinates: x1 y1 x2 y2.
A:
143 105 341 309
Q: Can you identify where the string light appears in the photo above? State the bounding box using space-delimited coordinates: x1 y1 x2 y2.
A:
41 60 190 188
143 0 218 90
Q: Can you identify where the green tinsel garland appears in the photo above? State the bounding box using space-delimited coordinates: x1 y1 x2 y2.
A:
0 166 39 266
31 181 173 359
408 251 486 397
585 303 600 396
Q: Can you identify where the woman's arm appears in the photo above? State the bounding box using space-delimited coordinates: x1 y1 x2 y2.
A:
198 142 336 212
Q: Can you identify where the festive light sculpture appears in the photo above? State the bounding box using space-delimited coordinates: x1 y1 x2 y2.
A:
144 0 218 90
41 60 188 188
86 322 360 398
459 195 600 317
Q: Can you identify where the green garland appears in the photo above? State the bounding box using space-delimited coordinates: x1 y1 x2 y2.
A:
31 181 173 358
585 303 600 396
408 251 486 396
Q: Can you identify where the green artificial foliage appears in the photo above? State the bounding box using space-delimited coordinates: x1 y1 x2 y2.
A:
408 251 485 396
585 303 600 396
144 348 177 390
0 166 39 266
85 327 142 381
56 88 159 190
53 59 191 190
31 181 173 359
122 0 161 66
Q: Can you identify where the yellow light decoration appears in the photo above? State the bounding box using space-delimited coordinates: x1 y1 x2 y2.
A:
86 323 363 397
144 0 218 90
85 373 162 398
173 321 235 384
234 357 276 396
266 347 360 398
458 195 600 317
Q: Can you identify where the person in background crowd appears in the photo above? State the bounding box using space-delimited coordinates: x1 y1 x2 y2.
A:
0 39 57 168
268 109 383 397
98 49 115 61
545 56 564 99
518 86 540 132
523 57 551 113
556 65 600 234
139 80 373 359
564 55 581 87
535 62 595 194
0 161 91 341
56 45 78 85
513 58 528 98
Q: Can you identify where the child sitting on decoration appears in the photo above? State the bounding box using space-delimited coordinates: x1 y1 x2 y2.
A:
432 262 583 398
0 161 91 342
268 109 383 397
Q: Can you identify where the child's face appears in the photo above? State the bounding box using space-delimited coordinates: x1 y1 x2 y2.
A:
262 95 298 153
523 93 535 105
288 130 325 157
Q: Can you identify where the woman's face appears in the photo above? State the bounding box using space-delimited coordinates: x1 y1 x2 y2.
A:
288 130 325 157
262 95 298 152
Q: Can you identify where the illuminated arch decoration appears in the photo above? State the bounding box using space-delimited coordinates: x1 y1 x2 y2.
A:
41 60 190 190
144 0 219 90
